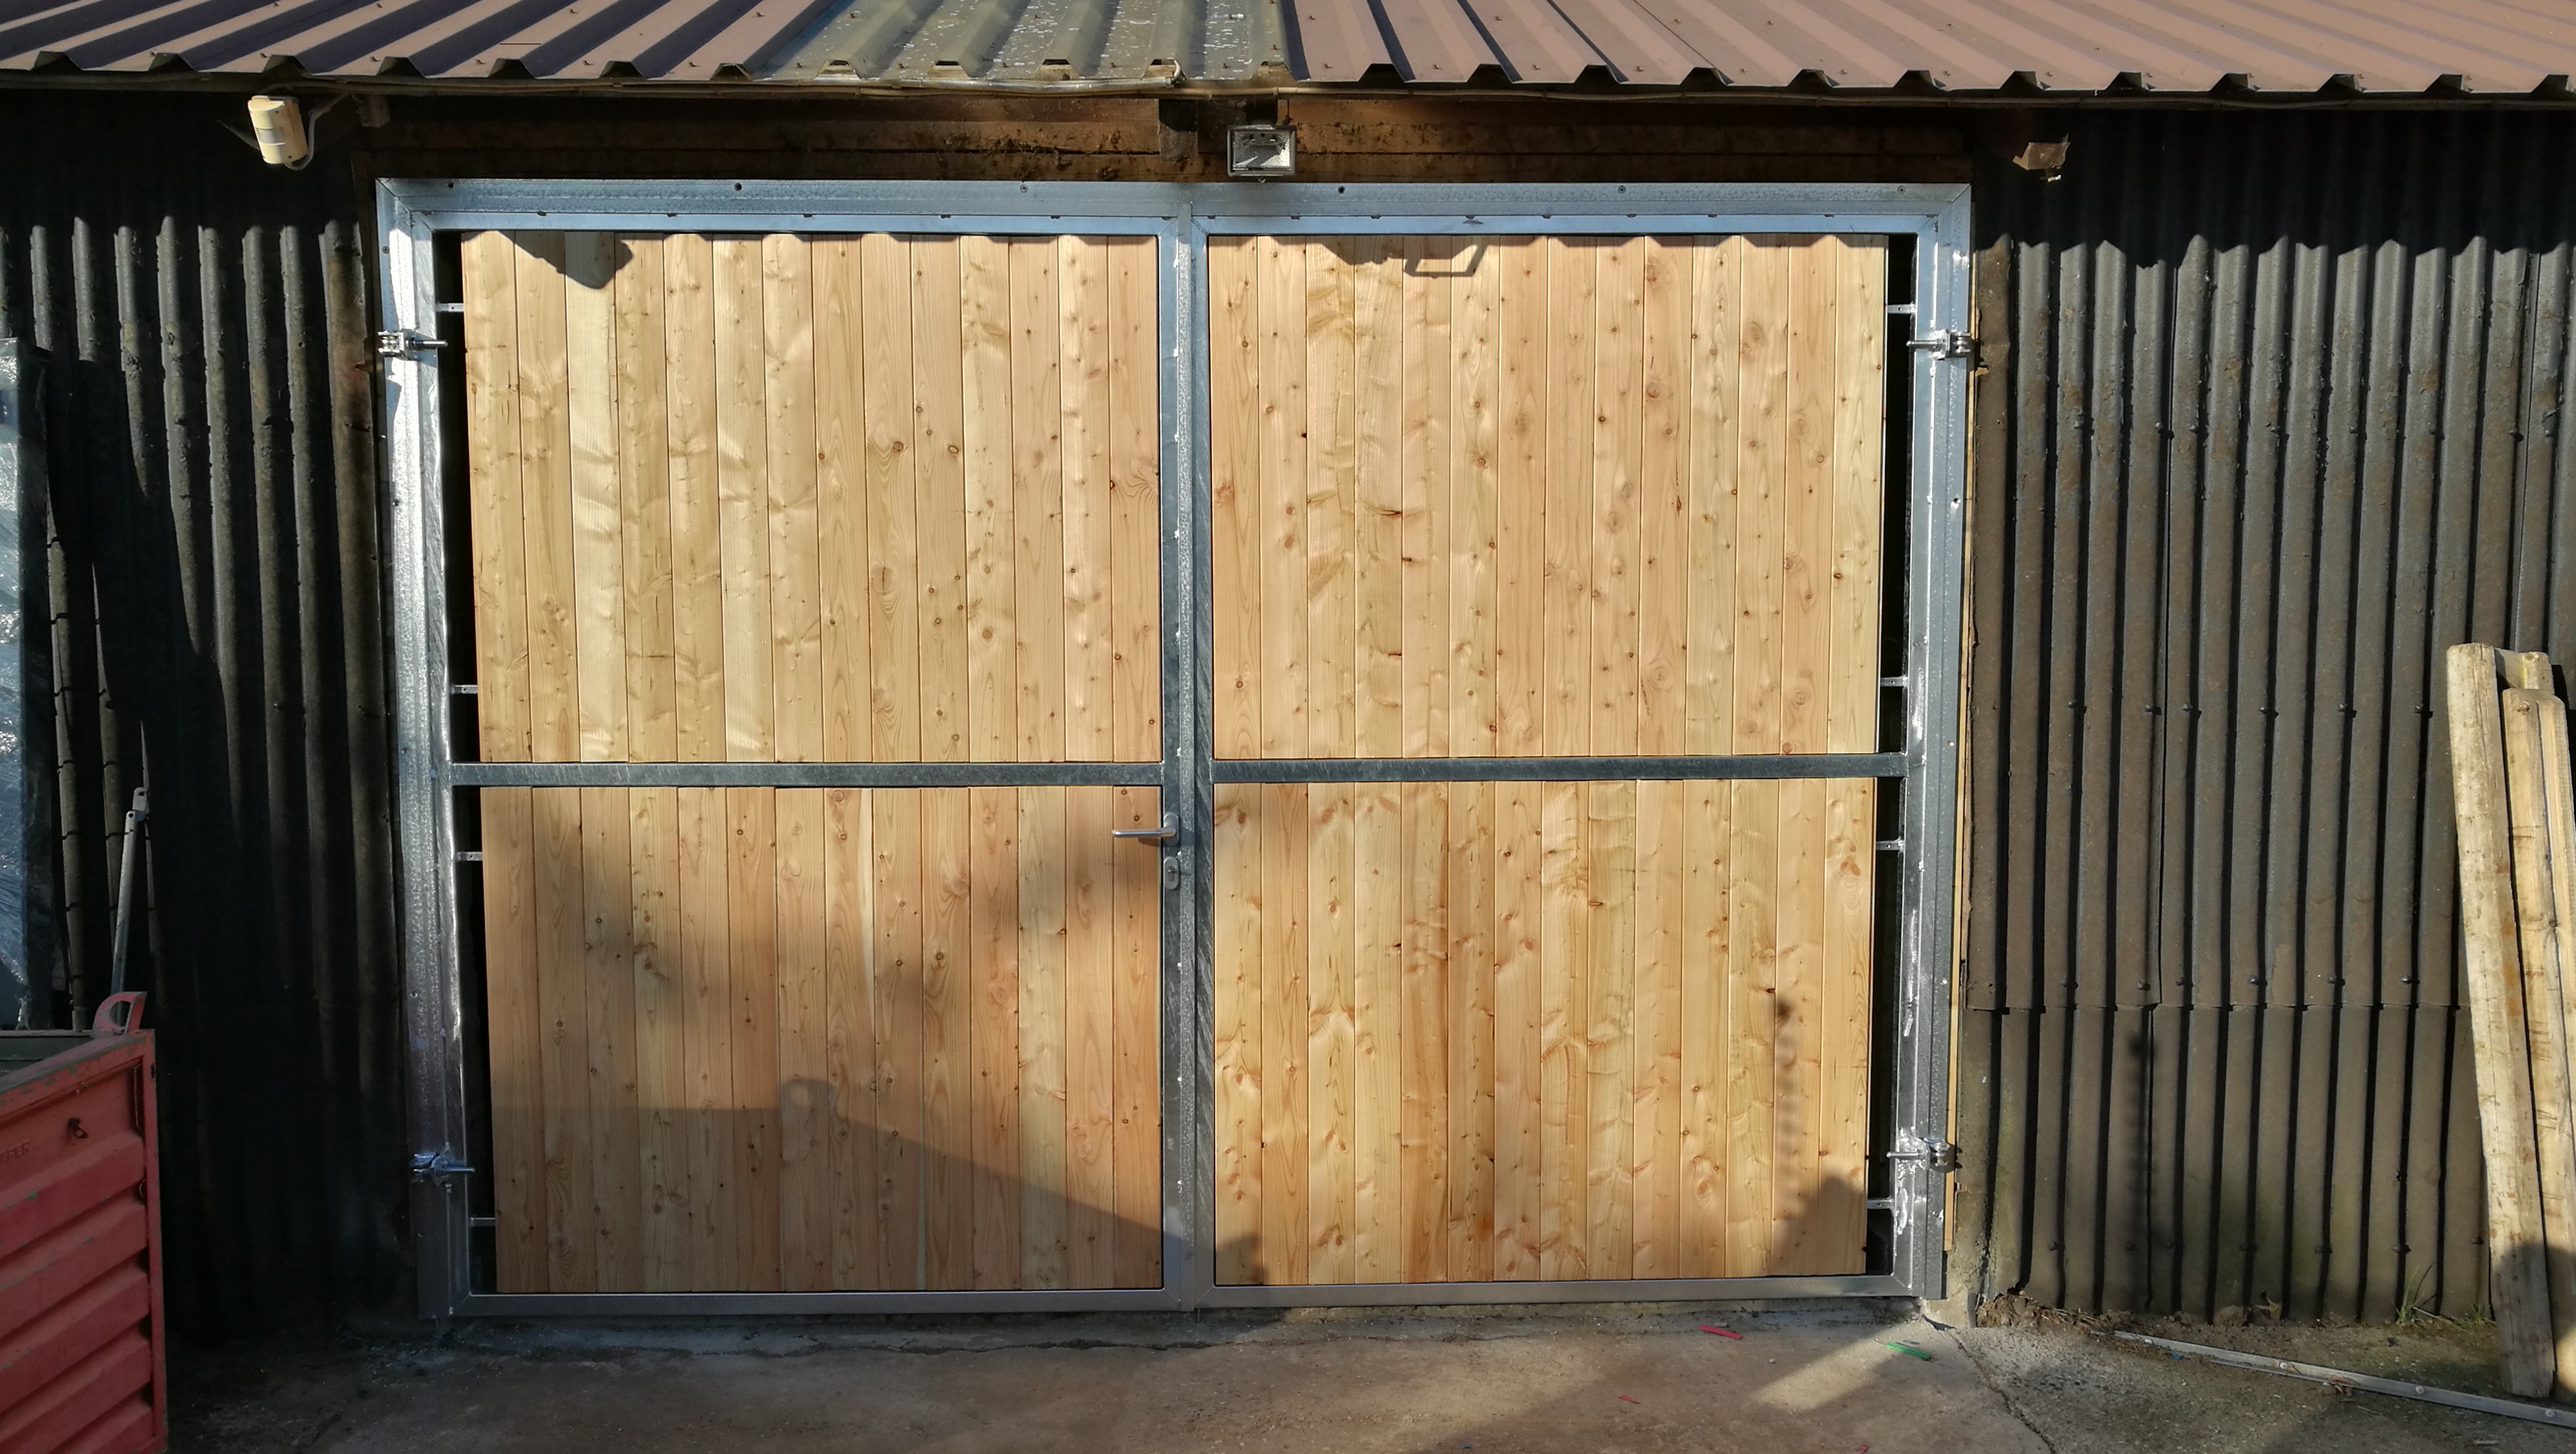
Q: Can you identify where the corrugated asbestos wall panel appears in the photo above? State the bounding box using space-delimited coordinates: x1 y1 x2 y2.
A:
3 89 2567 1333
0 93 405 1335
1957 110 2576 1323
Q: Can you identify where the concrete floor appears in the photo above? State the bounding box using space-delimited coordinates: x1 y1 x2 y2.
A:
171 1303 2573 1453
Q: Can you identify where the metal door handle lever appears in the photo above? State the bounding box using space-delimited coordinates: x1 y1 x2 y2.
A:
1113 813 1179 843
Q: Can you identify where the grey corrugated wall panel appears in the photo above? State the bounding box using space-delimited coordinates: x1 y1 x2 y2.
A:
1961 109 2576 1323
0 92 404 1336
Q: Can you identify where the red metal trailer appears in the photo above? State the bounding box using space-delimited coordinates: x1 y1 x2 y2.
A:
0 995 166 1453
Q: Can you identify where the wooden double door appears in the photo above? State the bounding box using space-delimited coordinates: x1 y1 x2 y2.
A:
456 225 1886 1296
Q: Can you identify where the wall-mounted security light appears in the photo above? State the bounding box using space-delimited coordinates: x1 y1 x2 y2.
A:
1226 124 1296 179
249 95 310 168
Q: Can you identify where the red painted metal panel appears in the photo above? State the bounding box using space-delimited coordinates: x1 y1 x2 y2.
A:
0 1009 165 1454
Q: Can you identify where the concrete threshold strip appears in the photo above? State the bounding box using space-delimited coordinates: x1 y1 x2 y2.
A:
2102 1330 2576 1429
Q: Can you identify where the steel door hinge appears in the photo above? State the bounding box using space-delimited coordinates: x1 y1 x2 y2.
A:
376 328 449 360
411 1151 474 1179
1891 1135 1961 1174
1907 329 1975 362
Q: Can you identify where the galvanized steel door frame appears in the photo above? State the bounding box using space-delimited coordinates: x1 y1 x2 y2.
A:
377 179 1970 1318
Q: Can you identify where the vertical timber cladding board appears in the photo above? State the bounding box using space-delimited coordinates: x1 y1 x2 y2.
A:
458 231 1161 765
1209 234 1885 1283
478 785 1163 1293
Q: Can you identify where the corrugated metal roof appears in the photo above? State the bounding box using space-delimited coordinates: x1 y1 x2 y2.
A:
774 0 1282 84
0 0 1285 80
1289 0 2576 90
0 0 2564 90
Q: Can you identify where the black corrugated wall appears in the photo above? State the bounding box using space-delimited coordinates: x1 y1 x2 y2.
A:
0 93 405 1336
5 92 2569 1334
1957 108 2576 1322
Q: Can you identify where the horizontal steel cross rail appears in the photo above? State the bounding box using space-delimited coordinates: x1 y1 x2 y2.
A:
449 761 1163 789
1214 754 1906 783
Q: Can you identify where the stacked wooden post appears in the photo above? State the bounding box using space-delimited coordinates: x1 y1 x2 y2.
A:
2446 643 2576 1401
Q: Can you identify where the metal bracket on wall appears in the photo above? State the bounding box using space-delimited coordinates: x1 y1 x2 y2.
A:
375 328 447 359
410 1151 473 1179
1890 1135 1961 1174
1906 328 1974 361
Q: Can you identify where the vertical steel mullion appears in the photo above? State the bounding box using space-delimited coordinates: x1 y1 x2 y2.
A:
1174 214 1219 1310
1158 215 1215 1310
1892 196 1972 1299
378 188 469 1321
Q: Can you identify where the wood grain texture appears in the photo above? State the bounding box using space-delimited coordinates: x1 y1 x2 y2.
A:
581 784 641 1290
1401 780 1451 1281
462 232 1157 767
773 786 831 1290
765 236 824 767
479 787 544 1288
663 235 725 765
675 786 732 1287
921 784 974 1287
514 232 581 766
815 241 871 764
967 783 1022 1288
1110 786 1163 1288
2501 686 2576 1396
1206 779 1873 1284
1352 777 1405 1282
480 787 1156 1294
461 232 531 762
864 787 925 1288
913 239 971 767
1213 782 1265 1285
1205 234 1881 763
2442 645 2558 1397
1211 240 1263 765
463 230 1166 1293
1309 780 1357 1283
725 785 782 1287
2536 684 2576 1394
629 786 685 1290
961 238 1018 768
1015 783 1068 1290
1491 780 1544 1279
533 786 594 1290
714 240 775 764
1009 241 1067 763
1200 234 1887 1286
1064 783 1117 1288
461 227 1898 1296
564 235 628 764
613 236 676 763
1106 241 1161 763
1262 779 1313 1284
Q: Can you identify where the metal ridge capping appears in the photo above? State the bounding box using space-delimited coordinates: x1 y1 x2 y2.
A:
0 0 2569 90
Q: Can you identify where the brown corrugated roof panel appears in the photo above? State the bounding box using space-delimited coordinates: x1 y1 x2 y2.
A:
1306 0 2574 88
0 0 2565 90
